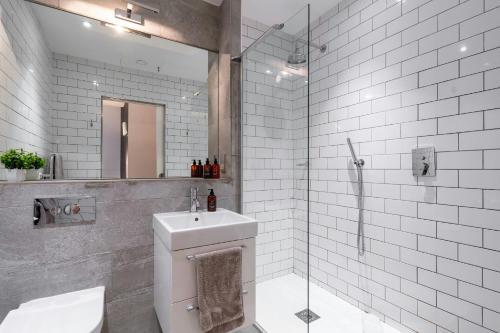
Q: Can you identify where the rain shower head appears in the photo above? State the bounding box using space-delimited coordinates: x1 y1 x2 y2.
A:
286 38 327 68
287 48 307 66
268 22 328 69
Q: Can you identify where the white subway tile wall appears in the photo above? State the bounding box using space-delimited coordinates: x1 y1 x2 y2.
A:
243 0 500 331
51 53 208 178
0 0 53 177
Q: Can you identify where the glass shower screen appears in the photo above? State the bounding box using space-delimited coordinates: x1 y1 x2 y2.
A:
241 5 311 333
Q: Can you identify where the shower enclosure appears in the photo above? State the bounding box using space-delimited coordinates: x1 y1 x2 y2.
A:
241 4 391 333
242 1 500 333
241 6 312 332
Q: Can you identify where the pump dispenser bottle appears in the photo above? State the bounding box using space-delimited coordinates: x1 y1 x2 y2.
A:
207 189 216 212
203 158 212 179
211 156 220 179
197 160 203 177
191 160 197 178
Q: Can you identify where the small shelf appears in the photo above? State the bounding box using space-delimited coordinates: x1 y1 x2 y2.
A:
0 177 233 186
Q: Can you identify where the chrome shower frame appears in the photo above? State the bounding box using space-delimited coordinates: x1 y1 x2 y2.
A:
243 21 327 68
293 37 327 54
347 138 365 256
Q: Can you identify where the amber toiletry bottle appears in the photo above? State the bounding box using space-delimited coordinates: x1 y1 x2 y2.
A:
203 158 212 179
207 189 216 212
191 160 197 178
211 156 220 179
197 160 203 177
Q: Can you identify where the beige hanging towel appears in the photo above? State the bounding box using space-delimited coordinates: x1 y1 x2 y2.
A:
195 246 245 333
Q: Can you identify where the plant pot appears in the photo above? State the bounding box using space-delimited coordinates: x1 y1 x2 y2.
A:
5 169 26 182
26 169 42 181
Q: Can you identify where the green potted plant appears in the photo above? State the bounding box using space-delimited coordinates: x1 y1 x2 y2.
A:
23 152 45 181
0 149 26 182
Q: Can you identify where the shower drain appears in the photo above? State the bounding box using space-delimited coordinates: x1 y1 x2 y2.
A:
295 309 320 323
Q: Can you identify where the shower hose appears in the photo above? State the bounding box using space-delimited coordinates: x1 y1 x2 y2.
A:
355 162 365 256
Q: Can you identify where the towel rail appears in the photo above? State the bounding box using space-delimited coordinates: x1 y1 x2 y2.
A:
185 245 246 261
186 290 248 311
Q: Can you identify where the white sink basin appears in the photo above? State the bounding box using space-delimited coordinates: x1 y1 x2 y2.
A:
153 208 257 250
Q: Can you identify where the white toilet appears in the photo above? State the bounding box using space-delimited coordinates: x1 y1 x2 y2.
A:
0 286 105 333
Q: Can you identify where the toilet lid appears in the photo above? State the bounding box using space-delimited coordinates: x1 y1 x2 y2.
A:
0 287 105 333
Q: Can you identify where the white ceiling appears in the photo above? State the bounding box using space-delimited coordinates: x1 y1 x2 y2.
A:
31 4 209 82
241 0 339 27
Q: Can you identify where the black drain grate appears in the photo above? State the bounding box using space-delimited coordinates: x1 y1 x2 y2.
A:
295 309 320 323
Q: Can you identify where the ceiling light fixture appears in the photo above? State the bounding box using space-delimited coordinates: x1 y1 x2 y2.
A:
136 59 148 66
115 1 160 26
266 69 273 74
193 91 201 97
103 22 127 33
460 46 468 52
128 0 160 13
115 4 143 25
83 21 92 28
101 22 151 38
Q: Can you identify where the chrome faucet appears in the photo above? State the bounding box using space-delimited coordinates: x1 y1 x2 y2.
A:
190 187 200 213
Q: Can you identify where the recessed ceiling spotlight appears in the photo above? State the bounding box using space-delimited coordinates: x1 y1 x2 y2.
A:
193 91 201 97
136 59 148 66
182 96 187 100
104 22 126 33
460 45 467 52
83 21 92 28
28 68 34 74
265 69 273 74
93 80 99 87
101 22 151 38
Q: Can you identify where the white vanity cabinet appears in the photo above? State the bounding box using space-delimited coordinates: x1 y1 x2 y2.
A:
153 209 258 333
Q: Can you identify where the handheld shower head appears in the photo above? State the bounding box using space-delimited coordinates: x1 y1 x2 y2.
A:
347 137 365 256
347 138 364 167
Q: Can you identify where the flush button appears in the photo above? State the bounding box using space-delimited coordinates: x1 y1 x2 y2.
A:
34 196 95 226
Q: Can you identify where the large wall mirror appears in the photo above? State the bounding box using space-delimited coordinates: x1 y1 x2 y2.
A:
0 0 219 180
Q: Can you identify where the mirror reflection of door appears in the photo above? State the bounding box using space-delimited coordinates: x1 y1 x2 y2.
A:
101 98 165 179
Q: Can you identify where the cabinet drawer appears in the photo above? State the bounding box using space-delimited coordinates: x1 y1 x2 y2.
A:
171 238 255 303
170 281 255 333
